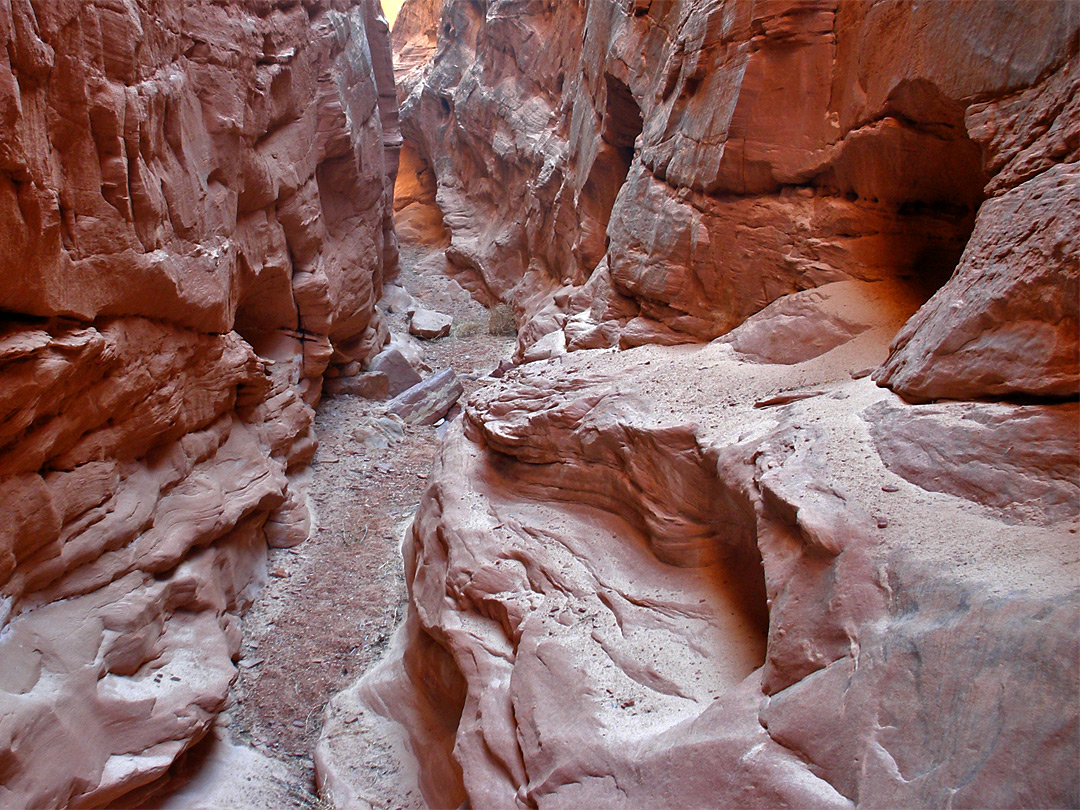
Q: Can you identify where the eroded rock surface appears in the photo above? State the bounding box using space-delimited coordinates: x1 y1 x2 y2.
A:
393 0 1077 366
320 298 1079 809
316 1 1079 808
0 0 397 806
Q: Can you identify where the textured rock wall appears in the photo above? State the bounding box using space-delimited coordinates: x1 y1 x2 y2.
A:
395 0 1077 368
0 1 397 806
389 0 448 246
315 1 1080 809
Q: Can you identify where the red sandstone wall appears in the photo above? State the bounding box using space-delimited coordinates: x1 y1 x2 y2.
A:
0 1 398 806
311 2 1079 808
396 0 1078 395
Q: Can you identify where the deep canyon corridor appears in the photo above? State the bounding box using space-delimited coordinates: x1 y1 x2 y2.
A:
0 1 1077 809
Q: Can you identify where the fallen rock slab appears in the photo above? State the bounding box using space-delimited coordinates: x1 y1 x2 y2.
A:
876 161 1080 402
387 370 464 425
324 372 391 400
369 348 424 396
409 308 453 340
381 283 418 315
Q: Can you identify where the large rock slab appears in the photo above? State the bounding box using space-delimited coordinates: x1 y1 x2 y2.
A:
369 347 424 395
409 308 453 340
324 372 391 400
387 369 463 426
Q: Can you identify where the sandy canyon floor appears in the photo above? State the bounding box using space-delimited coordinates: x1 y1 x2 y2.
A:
110 240 515 809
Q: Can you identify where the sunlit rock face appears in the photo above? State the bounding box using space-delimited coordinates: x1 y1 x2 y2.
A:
0 1 397 806
313 2 1079 809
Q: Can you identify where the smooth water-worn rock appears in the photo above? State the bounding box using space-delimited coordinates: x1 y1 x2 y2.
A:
321 301 1079 809
0 1 398 806
316 2 1080 808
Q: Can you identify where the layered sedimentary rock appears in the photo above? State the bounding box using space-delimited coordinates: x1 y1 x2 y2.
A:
389 0 448 246
0 1 397 806
394 0 1077 367
320 278 1079 809
316 1 1079 808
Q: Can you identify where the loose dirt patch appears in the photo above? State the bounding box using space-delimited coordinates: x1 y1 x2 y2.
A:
229 243 515 800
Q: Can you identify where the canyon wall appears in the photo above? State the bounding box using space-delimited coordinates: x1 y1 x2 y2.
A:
316 1 1080 808
0 0 398 806
394 0 1077 368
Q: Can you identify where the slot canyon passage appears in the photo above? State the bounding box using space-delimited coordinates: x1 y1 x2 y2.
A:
0 0 1078 807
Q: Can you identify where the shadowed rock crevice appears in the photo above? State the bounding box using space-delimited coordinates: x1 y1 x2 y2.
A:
475 417 770 647
812 77 988 305
394 140 450 248
574 74 645 276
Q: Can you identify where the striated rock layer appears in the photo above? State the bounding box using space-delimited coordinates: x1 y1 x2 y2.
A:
319 281 1079 809
394 0 1078 382
0 0 398 806
316 1 1080 808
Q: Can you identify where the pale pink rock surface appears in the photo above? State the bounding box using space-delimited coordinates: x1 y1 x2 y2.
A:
408 307 453 340
0 0 398 806
387 368 463 425
319 315 1079 809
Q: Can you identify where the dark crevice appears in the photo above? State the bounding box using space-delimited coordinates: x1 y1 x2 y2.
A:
574 74 644 276
813 79 988 307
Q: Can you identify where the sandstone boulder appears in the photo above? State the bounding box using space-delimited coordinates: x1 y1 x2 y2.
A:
387 369 463 426
369 347 424 396
876 161 1079 401
409 308 453 340
324 372 391 400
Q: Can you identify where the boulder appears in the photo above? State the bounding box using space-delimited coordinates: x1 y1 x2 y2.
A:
876 161 1080 401
387 370 464 425
369 348 424 396
381 283 418 315
409 308 453 340
324 372 391 400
